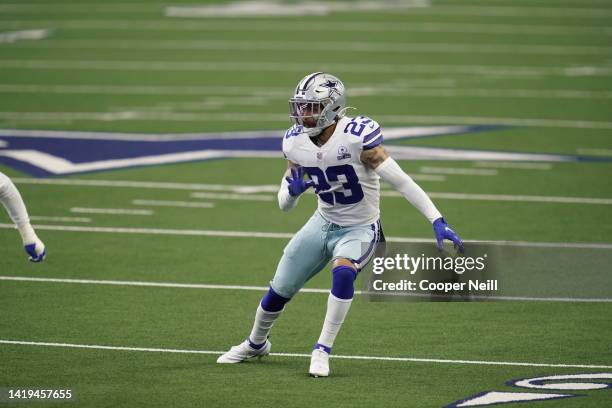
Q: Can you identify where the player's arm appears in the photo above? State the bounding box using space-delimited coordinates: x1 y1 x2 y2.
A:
360 146 464 252
360 145 442 221
277 161 314 212
0 172 46 262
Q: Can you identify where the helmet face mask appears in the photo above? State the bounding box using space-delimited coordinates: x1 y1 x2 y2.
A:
288 72 346 137
289 99 328 128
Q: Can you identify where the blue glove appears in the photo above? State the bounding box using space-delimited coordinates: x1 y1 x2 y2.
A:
286 167 314 197
433 218 464 253
24 240 46 262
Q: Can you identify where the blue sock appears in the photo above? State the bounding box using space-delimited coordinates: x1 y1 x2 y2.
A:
313 343 332 354
248 338 266 349
260 287 290 312
331 265 357 300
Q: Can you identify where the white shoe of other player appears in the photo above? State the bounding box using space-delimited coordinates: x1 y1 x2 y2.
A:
309 345 330 377
24 237 46 262
216 339 271 364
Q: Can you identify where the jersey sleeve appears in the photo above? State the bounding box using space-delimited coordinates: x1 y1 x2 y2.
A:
282 124 302 161
359 117 383 150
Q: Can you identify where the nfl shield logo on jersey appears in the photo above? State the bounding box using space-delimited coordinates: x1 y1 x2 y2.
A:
337 145 351 160
316 152 323 161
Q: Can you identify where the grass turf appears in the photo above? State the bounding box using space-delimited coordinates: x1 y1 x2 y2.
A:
0 0 611 406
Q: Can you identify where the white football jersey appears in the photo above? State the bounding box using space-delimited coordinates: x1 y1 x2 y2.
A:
282 115 384 226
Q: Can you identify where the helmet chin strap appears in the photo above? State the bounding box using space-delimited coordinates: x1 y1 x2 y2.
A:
303 115 327 138
306 127 324 139
337 106 356 118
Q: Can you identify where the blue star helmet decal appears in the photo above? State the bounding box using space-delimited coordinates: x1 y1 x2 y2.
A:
320 79 341 98
321 79 338 90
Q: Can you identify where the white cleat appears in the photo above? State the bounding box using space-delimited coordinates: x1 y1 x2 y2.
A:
216 339 271 364
24 238 46 263
309 348 330 377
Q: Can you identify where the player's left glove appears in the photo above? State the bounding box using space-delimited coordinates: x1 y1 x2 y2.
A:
285 167 314 197
433 217 464 253
24 238 46 262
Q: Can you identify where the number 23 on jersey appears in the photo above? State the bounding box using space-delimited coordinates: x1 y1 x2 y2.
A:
303 164 364 205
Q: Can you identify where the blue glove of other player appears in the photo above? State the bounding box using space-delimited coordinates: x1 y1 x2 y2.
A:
433 218 464 253
286 167 314 197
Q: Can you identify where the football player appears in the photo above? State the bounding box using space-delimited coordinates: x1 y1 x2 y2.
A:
217 72 463 376
0 171 46 262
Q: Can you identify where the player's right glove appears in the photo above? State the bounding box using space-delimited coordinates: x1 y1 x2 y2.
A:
285 167 314 197
24 238 46 262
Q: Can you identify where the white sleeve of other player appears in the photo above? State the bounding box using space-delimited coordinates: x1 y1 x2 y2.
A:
0 171 38 243
374 158 442 223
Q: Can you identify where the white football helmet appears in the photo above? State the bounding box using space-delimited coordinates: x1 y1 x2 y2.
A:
289 72 346 137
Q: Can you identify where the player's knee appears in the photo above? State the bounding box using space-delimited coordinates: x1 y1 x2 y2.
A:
261 286 291 312
331 264 357 300
333 257 355 269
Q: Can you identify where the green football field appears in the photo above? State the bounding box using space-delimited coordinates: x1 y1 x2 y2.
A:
1 0 611 407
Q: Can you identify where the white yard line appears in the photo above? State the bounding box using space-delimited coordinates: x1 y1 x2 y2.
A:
0 80 455 97
422 5 612 18
1 338 609 368
1 59 603 78
10 39 612 56
70 207 153 215
0 276 610 304
0 149 236 174
29 215 91 223
12 177 281 192
12 178 612 205
0 110 610 129
166 1 428 17
1 84 609 100
576 148 612 157
420 192 612 205
0 29 50 43
357 88 612 99
1 20 610 36
379 88 612 99
0 1 428 14
474 161 553 170
383 190 612 205
166 3 612 19
378 115 612 130
131 199 214 209
0 223 294 239
0 3 172 13
7 3 607 18
420 166 498 176
230 186 279 193
0 84 289 97
473 0 612 5
1 223 611 249
0 111 282 123
0 276 287 292
385 145 576 162
189 192 274 201
0 128 289 141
